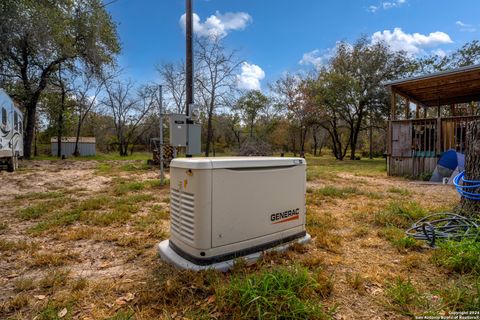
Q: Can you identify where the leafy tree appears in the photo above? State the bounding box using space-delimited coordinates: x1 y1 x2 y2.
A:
0 0 120 158
271 73 315 155
311 38 413 159
417 41 480 73
234 90 269 139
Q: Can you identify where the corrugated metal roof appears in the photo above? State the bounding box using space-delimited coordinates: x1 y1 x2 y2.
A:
50 137 96 143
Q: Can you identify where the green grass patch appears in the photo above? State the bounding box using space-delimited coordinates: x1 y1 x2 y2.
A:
120 161 150 172
18 203 49 220
436 277 480 311
96 162 114 174
112 180 147 195
89 204 137 226
315 186 363 198
387 187 411 196
378 227 423 252
79 196 111 211
33 152 151 161
374 201 428 228
387 278 424 316
219 265 329 320
0 239 34 252
29 209 82 234
15 191 64 200
432 237 480 274
106 310 135 320
306 155 386 183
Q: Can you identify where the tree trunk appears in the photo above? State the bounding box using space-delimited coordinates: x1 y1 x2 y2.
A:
312 128 318 156
57 83 66 158
23 103 37 159
73 119 82 157
205 109 214 157
458 120 480 217
369 125 373 159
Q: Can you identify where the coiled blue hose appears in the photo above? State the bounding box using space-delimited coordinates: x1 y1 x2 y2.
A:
453 171 480 201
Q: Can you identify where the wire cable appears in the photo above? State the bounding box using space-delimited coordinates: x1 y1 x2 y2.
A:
405 213 479 247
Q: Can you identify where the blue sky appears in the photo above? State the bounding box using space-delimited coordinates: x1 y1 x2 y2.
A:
107 0 480 90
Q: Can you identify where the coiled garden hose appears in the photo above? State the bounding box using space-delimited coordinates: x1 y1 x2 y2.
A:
406 171 480 247
405 213 479 247
454 171 480 201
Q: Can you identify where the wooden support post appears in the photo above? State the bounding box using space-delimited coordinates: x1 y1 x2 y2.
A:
405 99 410 119
436 117 442 156
390 89 397 120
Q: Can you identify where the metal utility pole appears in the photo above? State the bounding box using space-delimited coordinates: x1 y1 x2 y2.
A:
185 0 193 157
186 0 193 117
159 85 165 185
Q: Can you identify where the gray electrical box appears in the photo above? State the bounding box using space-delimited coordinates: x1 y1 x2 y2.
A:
187 123 201 155
169 114 187 147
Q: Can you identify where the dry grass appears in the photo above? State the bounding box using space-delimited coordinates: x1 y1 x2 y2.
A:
0 156 465 319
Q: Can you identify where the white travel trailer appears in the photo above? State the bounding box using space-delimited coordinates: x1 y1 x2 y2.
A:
0 89 23 172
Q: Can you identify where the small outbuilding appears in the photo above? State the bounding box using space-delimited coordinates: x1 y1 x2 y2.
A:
51 137 96 157
385 64 480 177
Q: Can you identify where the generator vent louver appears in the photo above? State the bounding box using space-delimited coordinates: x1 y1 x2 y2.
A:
170 188 195 243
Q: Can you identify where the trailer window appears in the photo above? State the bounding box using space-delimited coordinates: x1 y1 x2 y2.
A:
1 108 6 126
14 111 18 131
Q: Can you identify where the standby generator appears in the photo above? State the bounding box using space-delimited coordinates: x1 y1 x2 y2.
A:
158 157 311 271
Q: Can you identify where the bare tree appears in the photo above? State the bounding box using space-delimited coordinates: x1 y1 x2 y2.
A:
71 68 115 156
156 62 186 114
195 36 241 156
101 80 157 156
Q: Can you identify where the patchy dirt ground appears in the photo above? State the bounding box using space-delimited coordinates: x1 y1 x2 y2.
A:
0 158 460 319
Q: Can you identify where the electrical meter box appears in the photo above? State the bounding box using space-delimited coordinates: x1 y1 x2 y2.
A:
187 123 201 155
169 114 187 147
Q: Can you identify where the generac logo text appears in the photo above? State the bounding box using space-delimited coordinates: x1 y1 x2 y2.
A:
270 208 300 224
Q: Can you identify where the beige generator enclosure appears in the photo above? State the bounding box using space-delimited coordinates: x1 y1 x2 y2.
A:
158 157 311 271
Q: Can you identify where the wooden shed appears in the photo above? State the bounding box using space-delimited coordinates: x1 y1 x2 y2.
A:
385 64 480 177
51 137 96 157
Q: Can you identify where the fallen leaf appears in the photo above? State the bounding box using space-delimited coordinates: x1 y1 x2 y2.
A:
115 298 127 306
34 295 46 300
115 293 134 305
124 292 134 302
206 295 216 304
58 308 67 318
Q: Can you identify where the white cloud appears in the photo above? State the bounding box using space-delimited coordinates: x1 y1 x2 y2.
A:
371 28 453 55
237 62 265 91
368 0 406 12
456 20 476 32
431 48 447 58
299 48 334 70
179 11 252 39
